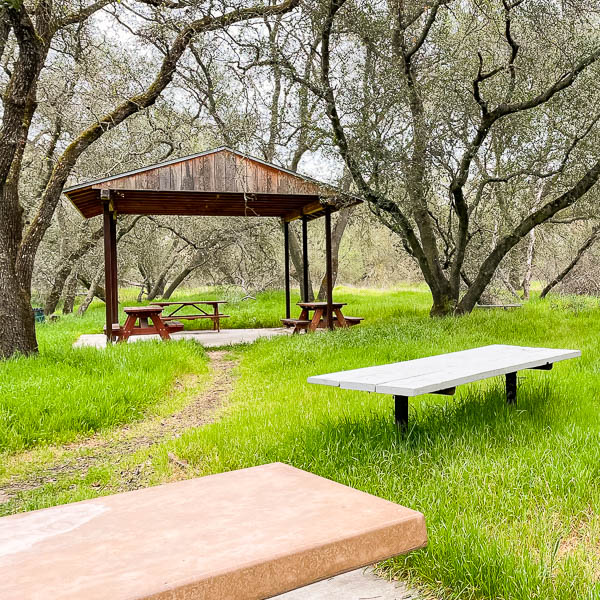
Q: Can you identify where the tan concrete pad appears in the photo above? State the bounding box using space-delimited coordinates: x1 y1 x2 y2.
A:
0 463 427 600
273 567 423 599
73 327 290 349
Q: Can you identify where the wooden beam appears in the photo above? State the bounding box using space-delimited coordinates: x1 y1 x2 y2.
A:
284 220 291 319
102 197 115 343
325 205 334 330
302 216 309 302
284 200 326 222
109 203 119 331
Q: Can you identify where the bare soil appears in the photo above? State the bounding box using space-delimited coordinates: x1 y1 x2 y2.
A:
0 351 237 502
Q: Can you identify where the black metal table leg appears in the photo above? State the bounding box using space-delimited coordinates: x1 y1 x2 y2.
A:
506 372 517 404
394 395 408 430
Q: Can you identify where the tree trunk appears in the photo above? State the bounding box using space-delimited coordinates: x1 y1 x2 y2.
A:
0 260 38 357
522 229 535 300
162 265 196 299
286 223 314 301
44 262 76 315
43 225 103 315
77 268 103 316
317 207 351 300
540 224 600 298
77 274 106 303
62 273 78 314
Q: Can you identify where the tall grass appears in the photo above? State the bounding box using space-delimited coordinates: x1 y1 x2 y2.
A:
4 286 600 598
0 301 207 452
164 290 600 600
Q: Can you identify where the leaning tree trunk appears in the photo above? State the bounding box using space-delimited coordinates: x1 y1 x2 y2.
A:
77 274 105 302
284 222 314 301
62 273 78 314
317 207 352 300
522 229 536 301
540 224 600 298
77 268 103 316
43 225 103 315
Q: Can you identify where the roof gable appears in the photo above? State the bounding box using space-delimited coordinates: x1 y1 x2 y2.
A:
65 147 326 196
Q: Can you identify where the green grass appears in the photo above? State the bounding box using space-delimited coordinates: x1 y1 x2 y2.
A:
162 290 600 600
3 286 600 599
0 298 208 452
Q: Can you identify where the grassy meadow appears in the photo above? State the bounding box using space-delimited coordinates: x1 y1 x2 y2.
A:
1 286 600 599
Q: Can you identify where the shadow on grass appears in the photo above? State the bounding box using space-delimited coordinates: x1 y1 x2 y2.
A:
292 380 559 465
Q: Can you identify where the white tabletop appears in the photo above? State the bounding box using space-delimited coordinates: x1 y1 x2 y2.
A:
307 344 580 397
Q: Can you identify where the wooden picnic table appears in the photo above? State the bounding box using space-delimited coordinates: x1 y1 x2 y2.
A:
151 300 229 332
117 306 183 342
282 301 363 334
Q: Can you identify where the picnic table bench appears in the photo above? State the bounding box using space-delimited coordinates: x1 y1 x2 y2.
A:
151 300 229 332
308 345 580 429
282 302 363 334
0 463 427 600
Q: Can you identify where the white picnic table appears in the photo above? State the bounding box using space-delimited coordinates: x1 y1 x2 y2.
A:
308 345 580 428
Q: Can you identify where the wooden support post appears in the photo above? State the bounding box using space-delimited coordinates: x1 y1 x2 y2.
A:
102 195 114 343
394 395 408 430
301 215 309 302
506 372 517 404
283 220 291 319
324 205 334 330
109 203 119 331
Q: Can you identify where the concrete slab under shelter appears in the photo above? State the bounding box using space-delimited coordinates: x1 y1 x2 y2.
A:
73 327 290 349
273 566 423 599
0 463 427 600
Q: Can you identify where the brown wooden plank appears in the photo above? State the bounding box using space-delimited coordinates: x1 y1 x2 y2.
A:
191 157 202 191
214 151 225 191
203 154 214 190
159 165 171 190
182 161 194 190
146 168 159 190
171 161 183 191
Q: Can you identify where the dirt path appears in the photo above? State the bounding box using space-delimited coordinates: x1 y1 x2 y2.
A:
0 351 237 503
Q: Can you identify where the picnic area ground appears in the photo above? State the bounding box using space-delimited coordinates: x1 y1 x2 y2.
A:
0 285 599 600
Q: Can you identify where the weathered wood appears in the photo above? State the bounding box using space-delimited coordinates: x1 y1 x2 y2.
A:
284 219 291 319
308 345 580 395
102 197 115 343
310 345 580 427
66 149 360 220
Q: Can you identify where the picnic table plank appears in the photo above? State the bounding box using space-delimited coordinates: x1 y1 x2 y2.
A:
308 345 580 428
0 463 427 600
284 301 359 334
308 345 580 395
150 300 228 332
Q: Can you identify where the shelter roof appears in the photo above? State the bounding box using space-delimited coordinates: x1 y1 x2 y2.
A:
64 147 361 221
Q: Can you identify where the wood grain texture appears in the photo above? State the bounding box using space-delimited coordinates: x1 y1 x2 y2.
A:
67 149 361 219
308 345 581 396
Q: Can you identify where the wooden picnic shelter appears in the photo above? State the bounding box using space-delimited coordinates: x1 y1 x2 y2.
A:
63 147 361 341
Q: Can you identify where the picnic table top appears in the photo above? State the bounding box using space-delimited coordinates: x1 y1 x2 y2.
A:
151 300 227 306
0 463 426 600
123 305 164 313
297 301 347 308
307 344 580 397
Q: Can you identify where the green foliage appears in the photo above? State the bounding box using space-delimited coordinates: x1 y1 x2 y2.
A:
165 290 600 600
0 300 207 452
2 287 600 598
